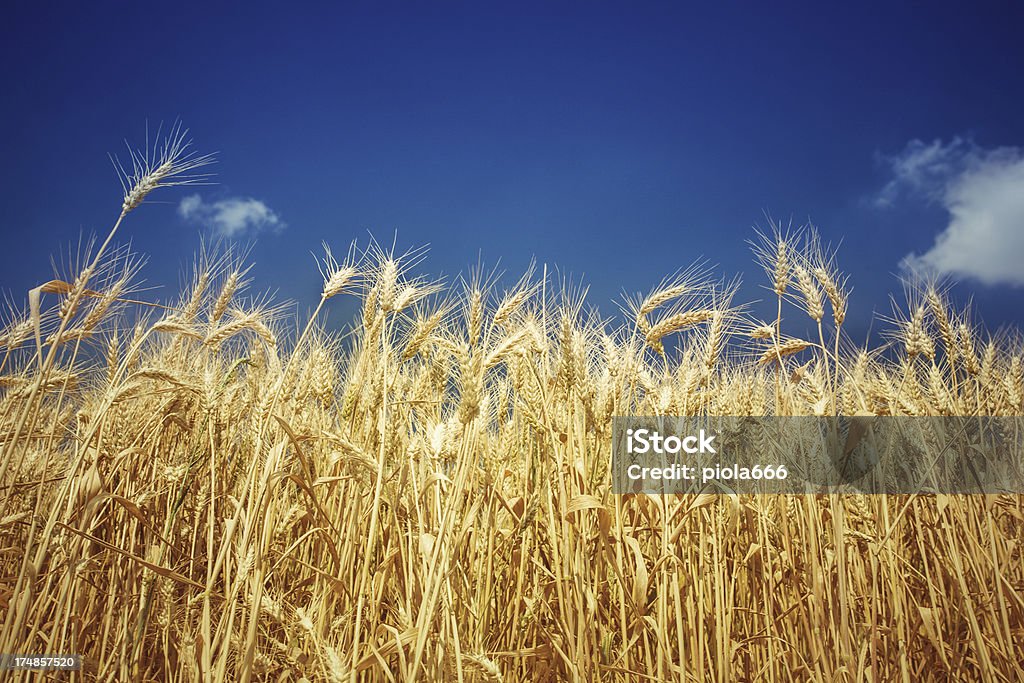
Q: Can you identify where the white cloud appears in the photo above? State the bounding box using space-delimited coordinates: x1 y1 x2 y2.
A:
878 137 1024 286
178 194 285 238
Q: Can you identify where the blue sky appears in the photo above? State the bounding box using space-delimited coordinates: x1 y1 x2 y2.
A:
3 2 1023 341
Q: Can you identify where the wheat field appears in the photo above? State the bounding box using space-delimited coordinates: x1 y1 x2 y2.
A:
1 131 1022 681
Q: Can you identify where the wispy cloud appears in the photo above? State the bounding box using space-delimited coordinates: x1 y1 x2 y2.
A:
876 137 1024 286
178 194 286 238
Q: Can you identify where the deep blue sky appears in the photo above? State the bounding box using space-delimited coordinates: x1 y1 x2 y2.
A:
3 2 1023 341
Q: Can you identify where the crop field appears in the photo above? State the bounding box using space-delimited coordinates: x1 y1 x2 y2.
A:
1 133 1022 681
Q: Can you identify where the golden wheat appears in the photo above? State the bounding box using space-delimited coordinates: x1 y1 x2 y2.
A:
0 135 1022 682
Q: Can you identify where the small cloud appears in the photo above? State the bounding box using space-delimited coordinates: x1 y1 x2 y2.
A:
877 137 1024 286
178 194 285 238
874 137 973 208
